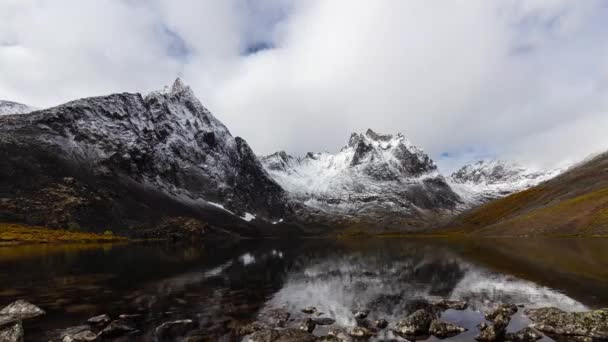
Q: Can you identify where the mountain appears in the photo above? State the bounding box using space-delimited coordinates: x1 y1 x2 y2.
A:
449 159 562 206
0 79 291 235
260 129 460 231
443 152 608 236
0 100 37 115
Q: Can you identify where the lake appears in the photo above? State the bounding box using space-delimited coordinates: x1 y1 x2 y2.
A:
1 238 607 341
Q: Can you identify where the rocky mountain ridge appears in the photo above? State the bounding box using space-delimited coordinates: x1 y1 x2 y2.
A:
260 129 461 230
0 79 291 234
449 159 562 206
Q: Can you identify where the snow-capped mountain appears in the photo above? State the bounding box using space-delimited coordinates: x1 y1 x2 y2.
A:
0 79 289 232
261 129 460 230
0 100 37 115
449 159 562 206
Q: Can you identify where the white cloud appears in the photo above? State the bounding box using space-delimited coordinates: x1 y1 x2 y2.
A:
1 0 607 171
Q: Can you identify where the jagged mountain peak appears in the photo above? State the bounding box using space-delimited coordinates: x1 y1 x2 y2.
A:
449 158 562 206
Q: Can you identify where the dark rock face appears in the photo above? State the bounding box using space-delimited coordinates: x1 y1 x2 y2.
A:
525 307 608 340
0 79 291 233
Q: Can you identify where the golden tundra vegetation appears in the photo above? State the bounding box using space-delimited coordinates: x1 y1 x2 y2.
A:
0 222 126 244
445 152 608 237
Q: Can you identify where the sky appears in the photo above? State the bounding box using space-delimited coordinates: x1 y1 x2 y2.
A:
1 0 608 172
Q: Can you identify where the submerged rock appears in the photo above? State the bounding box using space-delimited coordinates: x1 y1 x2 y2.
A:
312 317 335 326
153 319 196 340
0 300 45 320
525 307 608 340
98 319 137 338
0 322 23 342
394 308 435 337
429 319 467 338
504 327 544 341
434 299 468 311
87 314 110 325
301 307 317 314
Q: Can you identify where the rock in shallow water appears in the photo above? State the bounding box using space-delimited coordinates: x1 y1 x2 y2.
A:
525 307 608 340
312 317 335 326
429 319 467 338
153 319 196 340
504 326 544 342
394 308 435 337
475 313 510 342
0 300 45 320
485 303 518 321
246 328 316 342
98 319 138 338
86 314 110 325
434 299 468 311
298 318 316 333
0 322 23 342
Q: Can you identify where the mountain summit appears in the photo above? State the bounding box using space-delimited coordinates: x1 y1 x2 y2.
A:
0 79 289 232
261 129 460 230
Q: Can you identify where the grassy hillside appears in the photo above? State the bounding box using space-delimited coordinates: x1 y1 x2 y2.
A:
444 152 608 236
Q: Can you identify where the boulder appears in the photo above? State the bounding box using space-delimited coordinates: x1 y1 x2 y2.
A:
475 313 510 342
504 327 544 341
429 319 467 338
394 309 434 337
0 322 23 342
525 307 608 340
0 300 45 320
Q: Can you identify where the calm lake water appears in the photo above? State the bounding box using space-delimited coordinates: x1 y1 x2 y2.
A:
1 238 607 341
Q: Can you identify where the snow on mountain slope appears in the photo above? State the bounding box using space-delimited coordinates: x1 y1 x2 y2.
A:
261 129 460 227
0 100 37 115
449 159 561 206
0 78 289 230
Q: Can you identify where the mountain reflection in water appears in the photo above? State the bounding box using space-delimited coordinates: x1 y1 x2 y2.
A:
0 238 606 340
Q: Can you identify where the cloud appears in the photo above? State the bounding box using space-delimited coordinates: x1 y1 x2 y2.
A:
1 0 607 171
